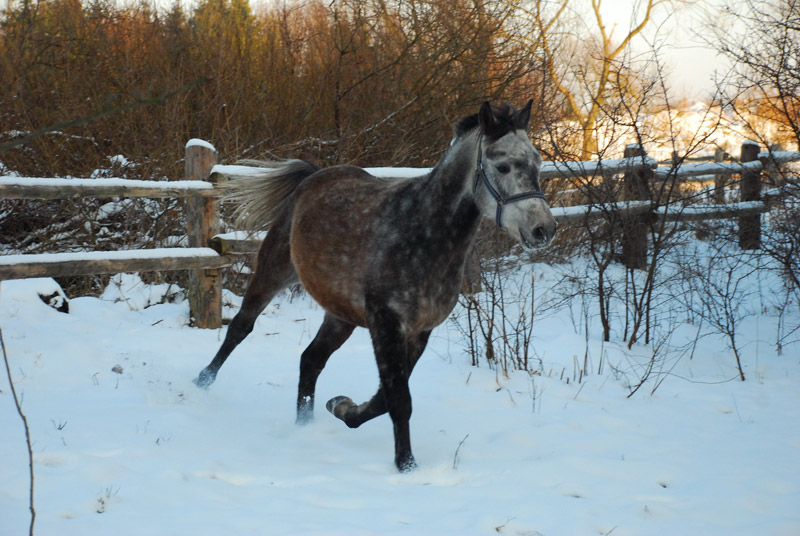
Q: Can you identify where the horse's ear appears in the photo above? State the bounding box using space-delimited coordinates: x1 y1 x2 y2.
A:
514 99 533 130
478 101 498 133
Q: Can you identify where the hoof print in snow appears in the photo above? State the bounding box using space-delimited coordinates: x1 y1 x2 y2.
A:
39 290 69 313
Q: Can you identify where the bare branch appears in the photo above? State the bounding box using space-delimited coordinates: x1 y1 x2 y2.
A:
1 328 35 536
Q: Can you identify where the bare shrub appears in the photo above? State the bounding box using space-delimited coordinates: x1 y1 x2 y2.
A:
675 235 761 381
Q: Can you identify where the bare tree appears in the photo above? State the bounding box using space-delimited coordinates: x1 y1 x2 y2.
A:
709 0 800 304
709 0 800 150
507 0 694 159
676 241 760 382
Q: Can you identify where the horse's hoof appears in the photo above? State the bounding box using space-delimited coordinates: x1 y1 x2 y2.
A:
295 413 313 425
326 396 354 422
296 398 314 425
396 454 417 473
193 368 216 389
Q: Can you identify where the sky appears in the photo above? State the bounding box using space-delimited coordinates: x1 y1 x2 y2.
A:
598 0 732 100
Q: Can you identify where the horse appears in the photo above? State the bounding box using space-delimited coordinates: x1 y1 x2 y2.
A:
194 100 557 472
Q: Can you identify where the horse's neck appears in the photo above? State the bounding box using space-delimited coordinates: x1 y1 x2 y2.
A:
408 130 482 257
413 130 482 286
425 130 480 206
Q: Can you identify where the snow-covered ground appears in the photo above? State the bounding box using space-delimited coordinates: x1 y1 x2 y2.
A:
1 263 798 535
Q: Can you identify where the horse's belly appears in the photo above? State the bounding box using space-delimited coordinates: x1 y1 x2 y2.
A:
290 173 380 327
290 225 370 326
301 270 368 327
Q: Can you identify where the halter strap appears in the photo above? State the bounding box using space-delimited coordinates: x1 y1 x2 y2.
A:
474 138 546 229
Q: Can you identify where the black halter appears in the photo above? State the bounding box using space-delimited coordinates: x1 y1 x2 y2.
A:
474 139 547 229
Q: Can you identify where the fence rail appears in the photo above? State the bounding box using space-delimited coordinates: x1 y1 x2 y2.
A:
0 177 218 199
0 248 229 280
2 139 798 327
655 151 800 180
549 200 771 224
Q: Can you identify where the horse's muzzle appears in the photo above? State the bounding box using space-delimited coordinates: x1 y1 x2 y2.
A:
519 221 557 250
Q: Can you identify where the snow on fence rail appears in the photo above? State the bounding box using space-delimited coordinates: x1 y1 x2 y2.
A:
0 177 218 199
653 151 800 180
339 150 798 181
0 248 228 279
2 139 798 324
549 199 770 225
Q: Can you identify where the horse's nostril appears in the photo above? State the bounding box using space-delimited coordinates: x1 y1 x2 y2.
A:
533 225 547 242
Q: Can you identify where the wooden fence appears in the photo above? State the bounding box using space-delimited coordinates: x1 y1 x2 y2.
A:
1 139 798 328
540 141 799 269
0 140 229 328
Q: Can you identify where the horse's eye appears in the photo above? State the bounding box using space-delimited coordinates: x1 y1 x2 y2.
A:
496 164 510 174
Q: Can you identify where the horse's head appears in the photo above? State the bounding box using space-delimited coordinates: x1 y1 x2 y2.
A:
459 100 557 251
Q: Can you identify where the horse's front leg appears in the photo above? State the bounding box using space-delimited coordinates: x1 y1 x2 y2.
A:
327 330 430 431
368 308 417 472
326 327 431 471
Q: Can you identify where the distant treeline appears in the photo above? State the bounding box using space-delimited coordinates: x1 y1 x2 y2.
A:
0 0 556 178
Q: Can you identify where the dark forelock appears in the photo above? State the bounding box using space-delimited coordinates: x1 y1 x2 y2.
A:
453 102 520 141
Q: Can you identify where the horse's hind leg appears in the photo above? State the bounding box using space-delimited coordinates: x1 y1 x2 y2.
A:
296 313 355 424
194 217 296 388
194 276 283 388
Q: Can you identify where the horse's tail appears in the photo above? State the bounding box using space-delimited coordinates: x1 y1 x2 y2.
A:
220 159 320 231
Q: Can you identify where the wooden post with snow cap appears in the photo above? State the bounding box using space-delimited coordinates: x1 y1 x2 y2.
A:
622 144 652 270
185 139 222 329
738 140 761 250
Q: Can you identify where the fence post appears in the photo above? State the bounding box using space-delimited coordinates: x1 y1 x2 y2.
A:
185 139 222 329
713 147 726 203
766 143 785 187
738 141 761 250
622 144 652 270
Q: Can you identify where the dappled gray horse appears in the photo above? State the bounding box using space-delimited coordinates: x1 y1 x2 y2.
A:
195 101 556 471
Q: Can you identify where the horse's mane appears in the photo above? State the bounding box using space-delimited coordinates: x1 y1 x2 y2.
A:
453 102 521 142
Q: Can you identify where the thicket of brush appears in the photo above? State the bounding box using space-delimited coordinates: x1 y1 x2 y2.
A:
1 0 574 295
0 0 559 178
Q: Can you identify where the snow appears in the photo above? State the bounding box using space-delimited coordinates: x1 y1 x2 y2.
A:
655 201 766 217
654 160 763 179
211 164 273 178
1 262 799 535
0 177 215 190
759 150 800 165
213 231 268 242
541 156 658 179
211 164 431 180
186 139 216 152
107 155 129 167
0 248 222 266
550 201 651 222
365 167 430 179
